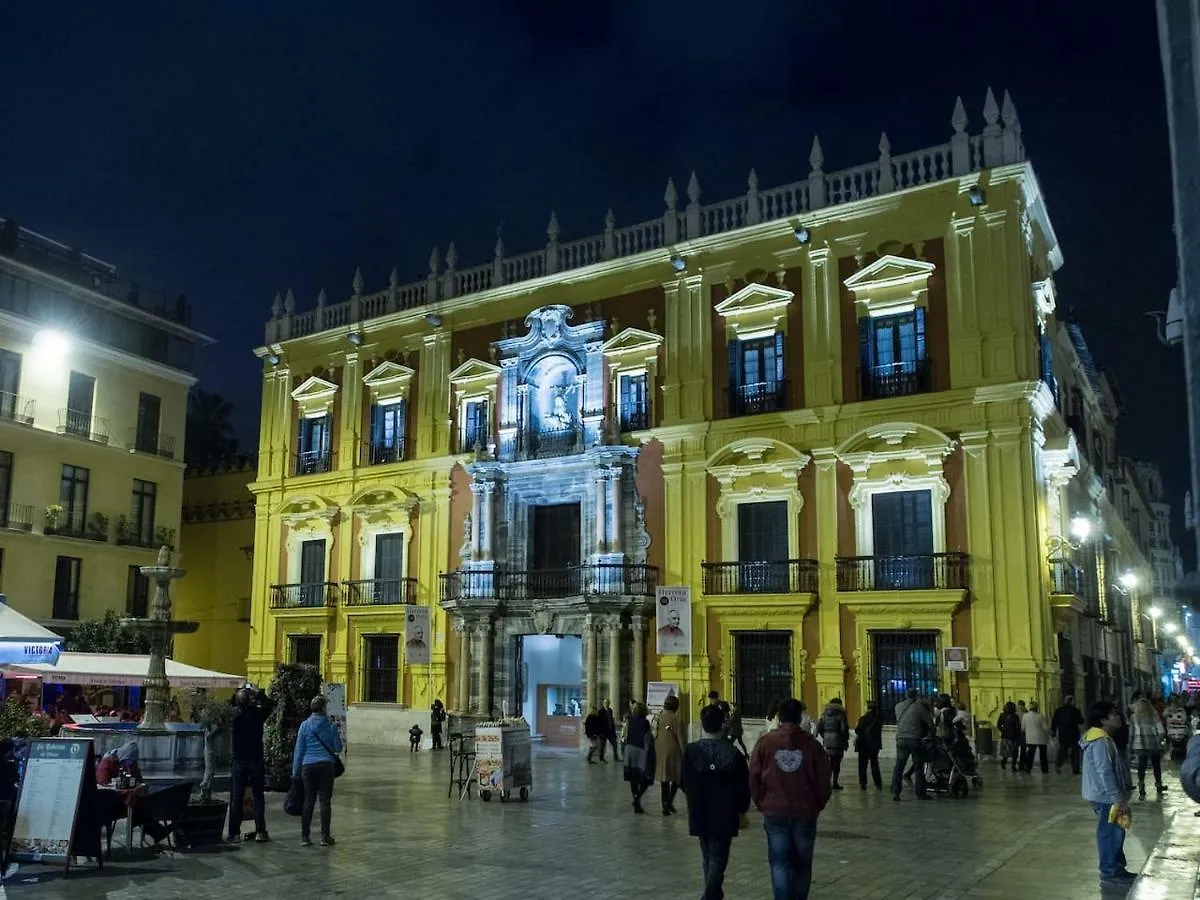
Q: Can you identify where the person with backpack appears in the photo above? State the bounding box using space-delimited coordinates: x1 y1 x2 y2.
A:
854 700 884 790
817 698 850 791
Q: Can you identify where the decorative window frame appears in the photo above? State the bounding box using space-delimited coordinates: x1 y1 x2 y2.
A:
847 472 950 557
714 282 794 340
348 485 419 582
362 360 415 406
843 254 936 320
279 495 337 585
449 358 501 452
705 598 812 705
291 375 339 418
601 327 663 427
708 438 810 562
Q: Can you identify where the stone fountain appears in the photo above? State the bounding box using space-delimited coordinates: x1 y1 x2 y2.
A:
136 545 198 731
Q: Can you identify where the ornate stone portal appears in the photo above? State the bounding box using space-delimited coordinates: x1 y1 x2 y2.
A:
441 305 657 721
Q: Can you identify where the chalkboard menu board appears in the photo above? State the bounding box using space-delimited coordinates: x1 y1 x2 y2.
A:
9 738 102 874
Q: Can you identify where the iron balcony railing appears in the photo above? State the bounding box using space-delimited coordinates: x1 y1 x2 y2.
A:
361 438 405 466
440 563 659 603
724 380 790 418
525 425 582 459
270 582 341 609
45 506 109 542
343 578 418 606
293 447 334 476
455 426 493 455
702 559 819 595
1 502 33 531
618 405 650 432
860 358 932 400
57 409 110 443
0 392 35 425
127 429 177 459
835 552 969 591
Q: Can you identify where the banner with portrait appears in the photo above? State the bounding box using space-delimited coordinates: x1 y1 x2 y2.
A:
655 586 691 656
405 605 431 665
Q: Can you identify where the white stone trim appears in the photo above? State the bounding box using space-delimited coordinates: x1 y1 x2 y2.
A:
287 524 334 585
848 473 949 557
717 490 804 561
357 521 413 581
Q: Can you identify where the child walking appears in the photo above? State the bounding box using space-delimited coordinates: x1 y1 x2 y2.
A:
409 723 423 752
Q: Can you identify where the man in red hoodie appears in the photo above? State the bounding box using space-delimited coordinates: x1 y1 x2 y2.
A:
749 698 832 900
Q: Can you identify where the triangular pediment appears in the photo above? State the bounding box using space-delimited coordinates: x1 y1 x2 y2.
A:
601 327 663 356
843 254 936 293
714 282 794 317
448 358 502 384
291 375 338 402
362 360 415 389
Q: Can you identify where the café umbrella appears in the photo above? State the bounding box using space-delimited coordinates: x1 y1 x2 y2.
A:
0 595 63 665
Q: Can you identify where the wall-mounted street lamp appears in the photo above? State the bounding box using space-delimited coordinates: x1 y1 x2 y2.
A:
1046 516 1093 557
1165 622 1179 634
1150 606 1163 619
1117 571 1139 592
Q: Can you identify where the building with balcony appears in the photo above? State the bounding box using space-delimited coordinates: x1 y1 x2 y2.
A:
0 219 213 630
245 88 1173 737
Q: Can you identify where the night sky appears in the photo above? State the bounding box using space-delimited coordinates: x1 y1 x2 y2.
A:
1 4 1187 551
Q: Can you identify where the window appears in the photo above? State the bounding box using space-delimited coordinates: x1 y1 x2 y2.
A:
296 414 332 474
131 479 157 545
373 533 405 603
363 635 400 703
732 631 791 718
52 555 82 619
736 501 790 592
299 538 326 606
872 631 939 725
126 565 150 617
618 372 649 431
59 464 90 532
65 371 95 436
0 350 21 421
870 490 935 589
289 634 322 667
462 398 489 451
1038 334 1057 403
0 450 11 528
728 333 785 415
136 392 162 454
859 309 928 398
368 399 406 464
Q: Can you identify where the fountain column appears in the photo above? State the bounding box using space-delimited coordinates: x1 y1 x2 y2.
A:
138 546 195 732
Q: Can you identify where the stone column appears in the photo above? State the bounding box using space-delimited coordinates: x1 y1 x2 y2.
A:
455 618 470 713
516 384 529 457
478 481 494 560
584 616 599 713
607 466 622 552
607 619 622 708
594 474 607 555
631 617 646 707
811 449 845 705
475 621 493 717
469 482 484 560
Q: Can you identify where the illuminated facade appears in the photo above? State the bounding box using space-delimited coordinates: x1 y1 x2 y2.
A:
0 218 212 629
247 88 1166 735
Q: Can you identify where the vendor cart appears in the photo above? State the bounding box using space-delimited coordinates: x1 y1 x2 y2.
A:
475 721 532 802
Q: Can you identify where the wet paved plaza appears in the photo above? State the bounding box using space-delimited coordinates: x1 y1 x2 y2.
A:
3 745 1197 899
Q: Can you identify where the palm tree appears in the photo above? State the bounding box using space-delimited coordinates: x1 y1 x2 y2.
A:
185 389 239 468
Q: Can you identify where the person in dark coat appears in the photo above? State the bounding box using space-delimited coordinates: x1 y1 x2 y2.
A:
817 698 850 790
1051 695 1085 774
584 707 606 763
854 700 884 790
623 702 656 813
681 704 751 900
603 699 621 761
228 686 275 842
430 699 447 751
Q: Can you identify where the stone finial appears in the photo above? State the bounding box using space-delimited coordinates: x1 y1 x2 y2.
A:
446 242 458 270
316 288 327 307
547 211 560 241
981 86 1003 167
610 315 620 333
156 545 171 567
879 132 891 156
605 208 615 229
647 308 657 331
808 136 826 209
457 348 466 365
748 168 759 191
389 266 400 287
352 267 364 295
494 227 505 259
664 177 678 210
951 95 968 133
983 86 1000 125
746 168 761 225
283 288 296 315
1001 89 1019 127
686 171 701 203
271 292 283 317
809 135 824 172
878 132 895 193
429 246 440 275
1000 89 1023 164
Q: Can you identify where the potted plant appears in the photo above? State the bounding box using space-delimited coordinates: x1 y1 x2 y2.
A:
43 503 63 534
155 525 176 550
115 514 132 545
178 689 233 847
86 511 110 541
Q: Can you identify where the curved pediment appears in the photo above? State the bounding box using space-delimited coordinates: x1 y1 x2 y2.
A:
707 437 810 486
345 483 419 512
836 422 955 473
279 493 338 530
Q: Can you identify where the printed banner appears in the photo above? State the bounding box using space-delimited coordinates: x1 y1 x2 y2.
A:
646 682 679 717
943 647 970 672
655 586 691 656
323 683 347 748
405 605 431 665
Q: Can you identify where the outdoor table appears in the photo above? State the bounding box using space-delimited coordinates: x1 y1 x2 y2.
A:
97 782 148 857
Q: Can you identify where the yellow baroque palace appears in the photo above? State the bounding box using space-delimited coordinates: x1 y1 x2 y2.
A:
246 90 1167 740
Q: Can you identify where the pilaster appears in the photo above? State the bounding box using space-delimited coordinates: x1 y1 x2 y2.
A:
631 617 646 706
584 615 599 714
454 617 470 713
945 216 985 388
418 331 452 457
803 246 843 406
246 501 277 684
339 351 362 467
811 449 845 701
661 274 711 425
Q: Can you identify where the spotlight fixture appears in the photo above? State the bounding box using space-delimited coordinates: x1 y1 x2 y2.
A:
266 353 280 366
1149 606 1162 619
968 185 986 207
670 255 687 272
793 226 811 244
424 313 443 328
1165 622 1179 634
1069 516 1092 542
347 332 363 346
1118 571 1138 590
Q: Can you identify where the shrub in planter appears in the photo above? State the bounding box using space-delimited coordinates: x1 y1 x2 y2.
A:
182 688 234 801
0 697 51 740
263 663 321 791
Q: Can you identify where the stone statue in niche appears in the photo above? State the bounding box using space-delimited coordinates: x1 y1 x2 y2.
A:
545 383 574 429
459 513 473 562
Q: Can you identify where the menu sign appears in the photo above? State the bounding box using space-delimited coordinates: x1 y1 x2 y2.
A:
10 738 91 865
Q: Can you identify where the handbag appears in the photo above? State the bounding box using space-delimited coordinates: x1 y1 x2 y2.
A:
314 732 346 778
283 777 303 816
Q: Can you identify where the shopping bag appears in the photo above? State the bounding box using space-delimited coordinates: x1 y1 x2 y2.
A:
283 777 303 816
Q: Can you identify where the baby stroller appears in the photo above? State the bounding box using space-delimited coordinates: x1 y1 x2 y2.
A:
925 726 983 799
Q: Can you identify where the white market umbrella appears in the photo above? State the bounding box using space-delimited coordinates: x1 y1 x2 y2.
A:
0 595 62 665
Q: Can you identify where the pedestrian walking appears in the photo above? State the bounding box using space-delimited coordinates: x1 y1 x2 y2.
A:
817 697 849 790
891 689 932 801
1020 701 1050 773
749 698 832 900
1129 697 1167 798
681 704 751 900
227 686 274 843
727 703 748 757
430 699 447 751
854 700 883 790
584 707 606 763
1081 700 1135 888
654 694 685 816
603 699 621 761
997 702 1022 770
408 723 423 752
1051 695 1084 774
292 695 343 848
623 702 656 814
1180 731 1200 816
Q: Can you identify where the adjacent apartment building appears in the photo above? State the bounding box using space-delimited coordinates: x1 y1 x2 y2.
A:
246 89 1166 736
0 220 212 628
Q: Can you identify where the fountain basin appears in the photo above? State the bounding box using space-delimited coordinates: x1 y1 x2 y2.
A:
62 722 230 780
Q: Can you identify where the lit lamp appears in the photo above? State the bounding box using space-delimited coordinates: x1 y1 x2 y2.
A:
31 328 70 362
1165 622 1179 634
1046 516 1093 557
1149 606 1162 619
1117 571 1138 591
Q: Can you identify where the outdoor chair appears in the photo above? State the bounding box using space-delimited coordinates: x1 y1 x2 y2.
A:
133 782 193 849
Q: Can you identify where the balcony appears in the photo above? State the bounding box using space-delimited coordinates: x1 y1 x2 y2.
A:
127 429 177 459
0 392 35 426
44 507 110 542
361 438 405 466
724 380 790 418
1 502 34 531
440 563 659 603
57 409 110 443
455 427 493 456
835 553 969 591
293 447 334 476
618 405 650 432
1048 558 1100 618
523 425 582 459
116 518 158 549
344 578 418 606
860 359 932 400
702 559 818 595
270 582 341 609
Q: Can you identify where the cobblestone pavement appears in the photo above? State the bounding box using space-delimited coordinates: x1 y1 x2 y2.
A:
3 747 1196 899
